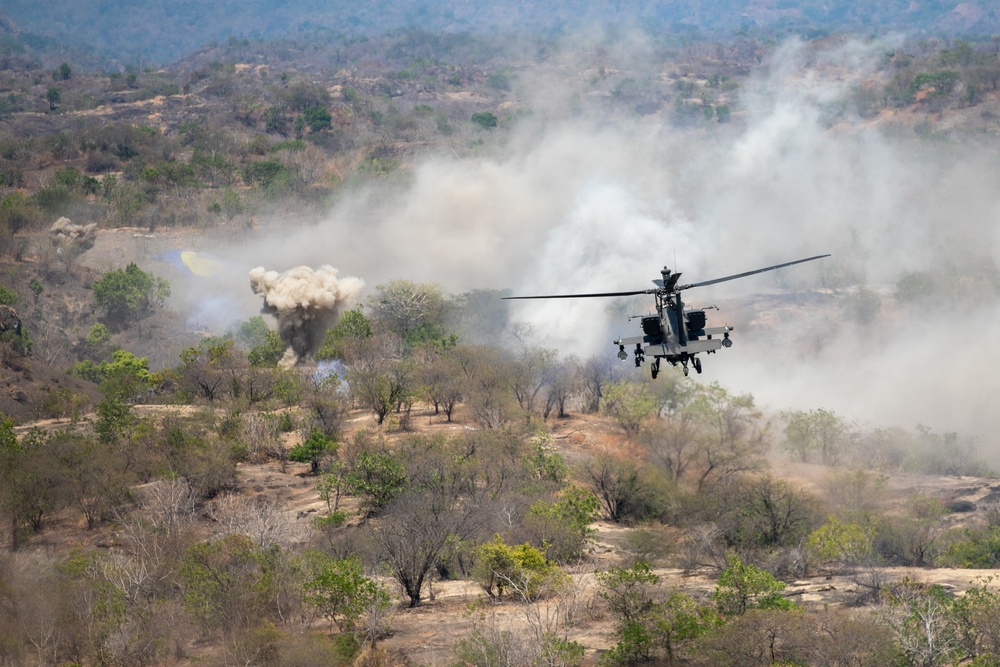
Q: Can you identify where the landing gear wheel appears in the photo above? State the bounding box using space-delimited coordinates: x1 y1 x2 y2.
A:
693 357 702 374
682 365 689 377
650 359 660 380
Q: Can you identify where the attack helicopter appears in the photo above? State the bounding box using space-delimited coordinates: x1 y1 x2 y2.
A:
504 254 830 378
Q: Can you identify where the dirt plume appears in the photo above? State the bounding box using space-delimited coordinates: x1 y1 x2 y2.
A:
249 265 364 367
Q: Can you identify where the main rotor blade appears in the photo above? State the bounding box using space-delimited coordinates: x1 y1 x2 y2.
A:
503 289 651 300
677 254 830 291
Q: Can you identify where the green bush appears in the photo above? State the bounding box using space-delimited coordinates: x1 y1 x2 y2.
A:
712 554 796 615
28 278 42 301
524 487 599 562
471 111 498 129
0 285 16 305
32 185 75 216
53 166 81 189
303 106 332 132
939 526 1000 568
92 263 170 327
0 193 39 235
242 160 287 188
72 349 152 398
472 534 565 601
597 562 719 666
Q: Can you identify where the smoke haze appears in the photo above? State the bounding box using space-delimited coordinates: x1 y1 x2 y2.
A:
249 265 364 367
192 35 1000 445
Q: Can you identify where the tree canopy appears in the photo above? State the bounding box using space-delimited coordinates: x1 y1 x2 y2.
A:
92 263 170 328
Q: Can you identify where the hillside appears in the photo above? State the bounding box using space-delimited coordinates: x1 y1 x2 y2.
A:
3 21 1000 667
6 400 1000 667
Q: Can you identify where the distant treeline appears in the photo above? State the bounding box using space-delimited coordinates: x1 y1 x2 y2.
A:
6 0 1000 65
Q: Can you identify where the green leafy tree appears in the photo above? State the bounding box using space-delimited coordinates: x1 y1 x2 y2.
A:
598 562 718 666
73 349 152 400
94 394 137 446
602 381 658 436
92 263 170 328
316 461 348 512
0 420 67 548
783 408 846 465
302 105 332 132
597 561 660 625
45 87 61 109
684 382 769 493
807 515 875 568
233 316 270 350
524 486 600 562
317 307 372 360
368 280 449 348
346 449 407 513
180 534 284 633
949 577 1000 662
0 192 40 236
0 325 30 359
304 553 390 633
712 554 795 616
246 328 284 367
472 534 564 601
289 427 338 474
80 322 115 361
242 160 287 188
102 351 152 399
879 579 961 667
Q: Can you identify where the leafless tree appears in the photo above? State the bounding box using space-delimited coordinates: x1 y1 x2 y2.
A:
507 345 556 418
209 493 310 549
449 345 518 429
575 353 621 413
371 489 481 607
345 333 415 426
642 412 700 484
236 412 279 464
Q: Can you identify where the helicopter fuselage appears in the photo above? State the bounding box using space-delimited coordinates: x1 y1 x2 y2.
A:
614 294 733 378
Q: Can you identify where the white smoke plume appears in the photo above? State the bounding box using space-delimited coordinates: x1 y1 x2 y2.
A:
189 34 1000 454
249 265 364 367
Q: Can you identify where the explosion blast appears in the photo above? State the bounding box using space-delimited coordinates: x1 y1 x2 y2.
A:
249 265 364 368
